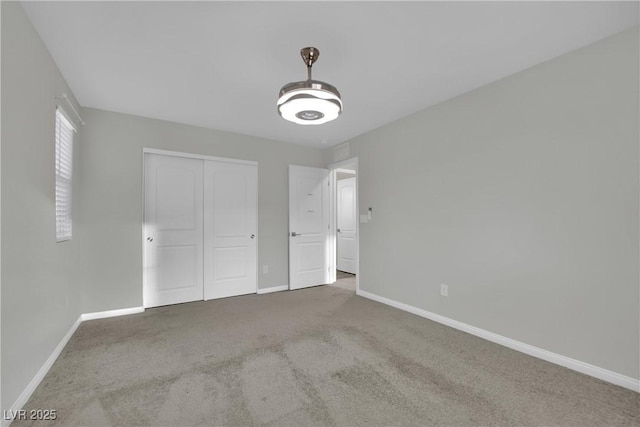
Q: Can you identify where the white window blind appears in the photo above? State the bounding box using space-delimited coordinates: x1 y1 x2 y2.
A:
55 108 75 242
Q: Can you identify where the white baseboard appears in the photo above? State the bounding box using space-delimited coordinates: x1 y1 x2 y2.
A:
3 306 146 426
357 289 639 392
257 285 288 295
82 306 144 321
2 315 82 427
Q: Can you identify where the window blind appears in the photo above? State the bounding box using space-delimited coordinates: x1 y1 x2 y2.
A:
55 108 75 242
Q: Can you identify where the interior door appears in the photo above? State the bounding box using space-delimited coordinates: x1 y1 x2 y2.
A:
289 165 330 290
144 154 204 308
337 176 357 274
204 161 257 299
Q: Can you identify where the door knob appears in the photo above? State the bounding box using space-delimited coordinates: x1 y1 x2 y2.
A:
147 237 153 242
250 234 255 239
337 228 341 233
291 231 300 237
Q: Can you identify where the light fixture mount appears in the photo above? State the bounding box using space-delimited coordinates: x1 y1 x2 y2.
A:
277 47 343 125
301 47 320 71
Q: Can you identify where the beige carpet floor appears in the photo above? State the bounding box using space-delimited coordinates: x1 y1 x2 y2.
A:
14 284 639 426
333 271 355 291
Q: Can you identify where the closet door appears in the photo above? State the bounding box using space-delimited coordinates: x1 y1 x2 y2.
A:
144 154 204 307
204 161 257 300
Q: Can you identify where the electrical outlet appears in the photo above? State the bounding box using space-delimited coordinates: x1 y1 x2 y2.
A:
440 284 448 297
263 265 269 274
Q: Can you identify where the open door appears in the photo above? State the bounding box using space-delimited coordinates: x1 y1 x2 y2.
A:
289 165 330 290
329 157 359 291
337 176 357 274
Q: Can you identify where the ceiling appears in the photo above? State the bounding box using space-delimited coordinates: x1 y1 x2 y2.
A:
21 1 639 148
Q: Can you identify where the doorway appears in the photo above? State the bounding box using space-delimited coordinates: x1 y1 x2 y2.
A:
287 160 359 292
330 158 359 292
336 169 356 274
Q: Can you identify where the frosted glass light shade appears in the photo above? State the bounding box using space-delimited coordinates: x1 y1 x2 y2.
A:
277 80 343 125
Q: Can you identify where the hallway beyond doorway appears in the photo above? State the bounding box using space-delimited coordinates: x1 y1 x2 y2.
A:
333 270 355 291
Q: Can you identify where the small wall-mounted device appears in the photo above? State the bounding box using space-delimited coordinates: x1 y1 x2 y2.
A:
360 207 373 223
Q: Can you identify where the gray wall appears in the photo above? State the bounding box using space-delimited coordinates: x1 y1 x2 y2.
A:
1 2 84 411
329 27 639 379
77 108 324 313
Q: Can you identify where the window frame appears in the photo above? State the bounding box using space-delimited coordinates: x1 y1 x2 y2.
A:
55 107 75 243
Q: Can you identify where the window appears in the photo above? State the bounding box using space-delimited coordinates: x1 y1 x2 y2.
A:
55 108 75 242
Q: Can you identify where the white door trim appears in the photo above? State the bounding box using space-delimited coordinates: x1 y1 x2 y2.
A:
335 168 356 176
329 157 359 293
143 147 258 166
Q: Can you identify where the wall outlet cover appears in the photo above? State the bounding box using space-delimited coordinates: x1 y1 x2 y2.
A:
440 284 448 297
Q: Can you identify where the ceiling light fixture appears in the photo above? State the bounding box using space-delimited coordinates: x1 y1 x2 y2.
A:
277 47 343 125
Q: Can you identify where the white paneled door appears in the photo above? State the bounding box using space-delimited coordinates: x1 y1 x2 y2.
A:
204 161 257 300
144 152 257 308
337 177 357 274
144 154 204 307
289 165 330 290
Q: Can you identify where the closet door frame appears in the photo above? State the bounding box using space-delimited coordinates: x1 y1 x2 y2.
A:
142 148 258 307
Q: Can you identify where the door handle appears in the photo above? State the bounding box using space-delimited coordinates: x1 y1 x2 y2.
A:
147 237 153 242
250 234 255 239
337 228 341 233
290 232 301 237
